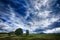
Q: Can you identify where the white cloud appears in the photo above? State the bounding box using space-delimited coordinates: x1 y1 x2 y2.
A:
23 0 60 33
0 0 60 33
43 27 60 33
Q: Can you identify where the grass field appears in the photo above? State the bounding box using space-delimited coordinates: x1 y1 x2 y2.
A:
0 33 60 40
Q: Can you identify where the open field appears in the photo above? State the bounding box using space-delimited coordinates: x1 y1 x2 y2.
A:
0 34 60 40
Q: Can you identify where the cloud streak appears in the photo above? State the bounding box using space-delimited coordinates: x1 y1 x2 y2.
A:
0 0 60 33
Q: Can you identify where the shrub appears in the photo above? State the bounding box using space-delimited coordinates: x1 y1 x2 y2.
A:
8 33 11 36
8 31 15 36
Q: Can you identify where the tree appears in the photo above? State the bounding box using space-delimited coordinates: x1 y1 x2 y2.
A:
15 28 23 36
26 30 29 36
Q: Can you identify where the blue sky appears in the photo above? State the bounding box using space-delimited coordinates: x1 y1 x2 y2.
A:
0 0 60 33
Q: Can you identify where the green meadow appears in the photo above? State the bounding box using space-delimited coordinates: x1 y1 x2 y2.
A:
0 33 60 40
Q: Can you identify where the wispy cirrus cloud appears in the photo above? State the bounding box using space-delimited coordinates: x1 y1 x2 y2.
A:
0 0 60 33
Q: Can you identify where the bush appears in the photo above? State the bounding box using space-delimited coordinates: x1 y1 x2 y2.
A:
8 33 11 36
8 31 15 36
15 28 23 36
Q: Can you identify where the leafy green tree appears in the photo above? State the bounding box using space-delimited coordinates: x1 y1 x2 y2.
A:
26 30 29 36
15 28 23 36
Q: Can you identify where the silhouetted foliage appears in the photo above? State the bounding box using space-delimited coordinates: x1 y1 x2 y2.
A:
26 30 29 36
8 31 15 36
8 32 11 36
15 28 23 36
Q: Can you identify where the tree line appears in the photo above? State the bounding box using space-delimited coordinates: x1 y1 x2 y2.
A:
8 28 29 36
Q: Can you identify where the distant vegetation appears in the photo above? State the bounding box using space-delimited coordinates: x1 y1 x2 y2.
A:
0 28 60 40
26 30 29 36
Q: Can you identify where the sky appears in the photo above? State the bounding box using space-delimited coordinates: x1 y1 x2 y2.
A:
0 0 60 34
